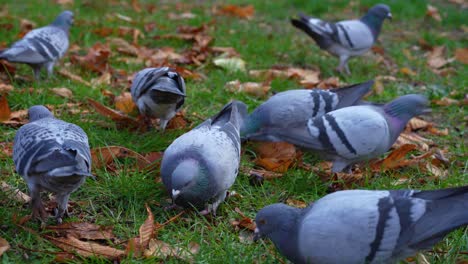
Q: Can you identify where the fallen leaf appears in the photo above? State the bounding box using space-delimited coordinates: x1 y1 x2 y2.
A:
91 146 150 172
70 43 111 74
131 0 141 12
427 46 453 69
56 0 73 5
253 142 297 173
213 56 246 72
218 4 255 19
426 5 442 22
316 77 340 89
0 181 31 203
139 204 154 250
45 234 125 259
454 48 468 64
168 12 197 20
285 198 308 208
423 162 448 179
433 97 460 106
47 223 115 240
0 95 11 121
18 19 36 38
242 167 283 181
0 237 10 257
88 98 141 129
225 80 270 97
144 239 198 262
370 144 417 171
249 66 321 87
51 87 73 98
57 69 92 86
0 83 13 93
114 92 136 114
166 111 190 130
91 71 112 87
399 67 416 76
232 208 256 231
394 132 433 152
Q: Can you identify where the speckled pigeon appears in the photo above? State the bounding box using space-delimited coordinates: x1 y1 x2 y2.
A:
130 67 186 131
13 106 92 223
160 100 247 215
260 94 430 173
240 80 374 141
291 4 391 74
0 11 73 80
254 186 468 264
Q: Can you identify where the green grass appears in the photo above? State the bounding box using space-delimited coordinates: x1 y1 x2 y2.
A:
0 0 467 263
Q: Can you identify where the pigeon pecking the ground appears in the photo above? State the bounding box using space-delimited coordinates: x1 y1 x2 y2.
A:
13 105 93 223
0 11 73 80
130 67 186 131
254 185 468 264
240 80 374 141
291 4 391 75
258 94 430 173
160 101 247 215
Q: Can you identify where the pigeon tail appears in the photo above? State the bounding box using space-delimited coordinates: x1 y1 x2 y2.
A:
331 80 374 109
291 14 332 49
211 100 247 130
34 148 92 178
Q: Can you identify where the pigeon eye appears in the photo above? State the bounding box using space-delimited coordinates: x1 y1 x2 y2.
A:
258 219 266 225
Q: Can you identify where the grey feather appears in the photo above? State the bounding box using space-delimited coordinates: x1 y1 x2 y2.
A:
240 80 373 141
130 67 186 131
0 11 73 80
291 4 391 74
160 101 246 215
13 105 92 223
254 186 468 264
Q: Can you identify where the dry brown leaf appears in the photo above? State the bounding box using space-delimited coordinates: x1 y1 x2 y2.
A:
91 146 150 171
253 142 297 173
131 0 141 12
91 71 112 87
70 43 111 74
0 95 11 122
225 80 270 97
218 4 255 19
47 223 115 240
56 0 73 5
0 181 31 203
144 239 198 262
168 12 197 20
139 204 155 250
57 69 92 86
399 67 416 76
408 117 432 131
244 168 283 180
316 77 340 89
422 163 448 179
108 37 139 57
88 98 141 129
19 19 36 38
0 84 13 94
166 111 190 130
433 97 460 106
114 92 136 114
0 237 10 257
371 144 417 171
51 87 73 98
427 46 453 69
45 234 125 259
285 198 308 208
454 48 468 64
0 142 13 159
426 5 442 22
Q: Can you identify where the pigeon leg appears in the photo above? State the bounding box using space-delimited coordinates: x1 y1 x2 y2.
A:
45 62 55 78
331 159 353 173
29 185 48 220
200 191 228 216
337 56 351 75
54 193 71 224
32 65 42 80
159 119 169 132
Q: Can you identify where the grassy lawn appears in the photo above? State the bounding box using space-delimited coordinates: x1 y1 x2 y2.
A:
0 0 467 263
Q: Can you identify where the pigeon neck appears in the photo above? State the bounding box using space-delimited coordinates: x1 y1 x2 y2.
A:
383 102 413 139
360 14 384 39
239 114 261 138
268 208 303 263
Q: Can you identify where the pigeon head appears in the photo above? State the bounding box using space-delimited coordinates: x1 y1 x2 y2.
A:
28 105 54 121
361 4 391 38
384 94 430 119
52 10 74 30
367 4 392 20
254 203 301 241
170 159 207 204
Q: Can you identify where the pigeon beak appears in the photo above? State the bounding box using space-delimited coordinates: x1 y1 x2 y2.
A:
172 189 181 200
253 227 261 242
387 13 392 20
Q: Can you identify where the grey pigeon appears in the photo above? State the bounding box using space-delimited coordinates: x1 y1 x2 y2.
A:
130 67 186 131
291 4 391 74
259 94 430 173
240 80 374 141
13 106 92 223
0 11 73 80
160 101 247 215
254 186 468 264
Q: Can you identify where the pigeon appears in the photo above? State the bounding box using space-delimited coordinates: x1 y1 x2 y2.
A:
258 94 430 173
240 80 374 141
130 67 186 131
0 11 73 80
13 105 92 223
291 4 391 74
160 100 247 215
254 185 468 264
